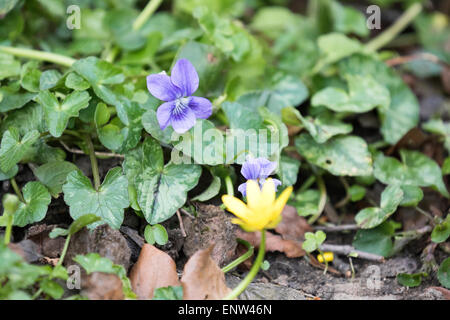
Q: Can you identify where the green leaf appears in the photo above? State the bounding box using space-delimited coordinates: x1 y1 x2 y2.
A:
0 127 40 172
39 70 62 91
438 257 450 289
353 221 398 257
0 52 20 80
349 185 366 202
49 227 69 239
278 155 301 187
14 181 51 227
443 157 450 175
284 107 352 143
355 185 403 229
62 167 129 229
316 33 362 68
423 119 450 153
37 90 91 138
339 54 419 145
20 61 41 93
289 189 320 217
104 8 146 51
72 57 124 106
153 286 183 300
312 74 390 113
144 224 168 246
295 134 372 176
373 150 449 198
397 272 426 288
431 215 450 244
33 161 79 197
399 185 423 207
65 72 90 91
123 138 201 224
191 174 221 202
39 278 64 299
68 214 102 236
0 165 18 181
302 231 326 253
0 83 37 113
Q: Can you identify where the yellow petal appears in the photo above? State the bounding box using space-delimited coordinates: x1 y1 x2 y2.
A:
231 218 259 232
266 213 282 229
261 178 276 207
222 195 250 220
246 179 263 211
272 186 293 219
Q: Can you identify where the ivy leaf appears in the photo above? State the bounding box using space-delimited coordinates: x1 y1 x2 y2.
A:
311 74 390 113
36 90 91 138
283 107 352 143
0 127 40 172
295 134 372 176
20 61 41 93
72 56 124 106
438 257 450 289
353 221 400 257
39 70 62 91
373 150 449 198
191 174 221 202
0 52 20 80
62 167 129 229
355 185 404 229
399 185 423 207
316 33 362 68
123 138 201 224
278 155 301 187
0 165 18 181
0 82 37 112
339 54 419 145
33 161 79 197
65 72 90 91
14 181 51 227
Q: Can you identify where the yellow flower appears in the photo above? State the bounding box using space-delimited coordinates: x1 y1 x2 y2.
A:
221 178 293 232
317 252 334 263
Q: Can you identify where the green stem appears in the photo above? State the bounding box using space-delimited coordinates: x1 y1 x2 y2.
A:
10 178 24 203
225 175 234 197
0 46 76 67
299 175 316 193
57 234 71 267
223 230 266 300
365 3 423 52
317 248 329 275
222 239 254 273
84 135 101 191
133 0 163 31
4 215 14 245
308 174 327 225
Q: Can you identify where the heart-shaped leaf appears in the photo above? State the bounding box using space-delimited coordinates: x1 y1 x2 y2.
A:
295 134 372 176
33 161 79 197
0 127 39 172
13 181 51 227
123 138 201 224
37 90 91 138
62 167 129 229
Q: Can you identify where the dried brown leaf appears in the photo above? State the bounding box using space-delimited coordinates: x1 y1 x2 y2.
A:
181 245 231 300
275 205 312 241
82 272 124 300
129 244 180 299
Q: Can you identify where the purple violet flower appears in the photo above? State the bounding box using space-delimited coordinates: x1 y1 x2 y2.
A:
238 156 282 196
146 59 212 134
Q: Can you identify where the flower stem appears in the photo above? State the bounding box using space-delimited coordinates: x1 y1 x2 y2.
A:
365 3 423 52
225 175 234 197
57 234 71 267
3 215 14 245
223 230 266 300
84 135 101 191
308 174 327 225
0 46 76 67
10 178 24 203
222 239 254 273
133 0 163 31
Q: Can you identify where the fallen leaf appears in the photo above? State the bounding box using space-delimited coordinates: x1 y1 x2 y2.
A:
236 229 306 258
82 272 124 300
427 286 450 300
181 245 231 300
129 244 180 299
26 224 65 258
8 240 43 263
275 205 312 241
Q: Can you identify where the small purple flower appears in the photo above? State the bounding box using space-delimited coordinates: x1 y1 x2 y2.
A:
146 59 212 134
238 156 282 196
